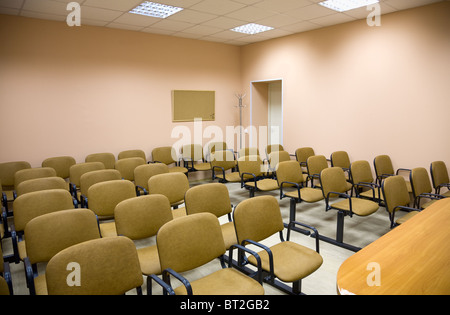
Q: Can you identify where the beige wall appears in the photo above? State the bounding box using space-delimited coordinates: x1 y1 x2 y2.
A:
0 15 241 167
1 1 449 178
241 1 450 173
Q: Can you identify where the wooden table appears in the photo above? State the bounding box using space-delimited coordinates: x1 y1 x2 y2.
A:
337 198 450 295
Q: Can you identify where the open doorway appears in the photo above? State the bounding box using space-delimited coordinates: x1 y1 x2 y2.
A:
250 79 283 151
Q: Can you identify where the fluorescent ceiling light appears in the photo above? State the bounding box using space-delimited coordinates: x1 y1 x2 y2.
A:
129 1 183 19
231 23 274 35
319 0 379 12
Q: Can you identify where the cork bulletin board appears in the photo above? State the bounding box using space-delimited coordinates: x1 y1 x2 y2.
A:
172 90 215 122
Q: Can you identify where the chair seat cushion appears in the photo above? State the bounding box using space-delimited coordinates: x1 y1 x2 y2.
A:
330 198 379 216
173 207 186 218
169 167 188 174
99 221 117 238
173 268 264 295
246 179 279 191
284 188 323 203
216 172 241 183
194 163 211 171
137 245 161 275
396 211 419 225
248 241 323 283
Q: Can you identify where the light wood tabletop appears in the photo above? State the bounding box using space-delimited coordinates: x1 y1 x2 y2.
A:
337 198 450 295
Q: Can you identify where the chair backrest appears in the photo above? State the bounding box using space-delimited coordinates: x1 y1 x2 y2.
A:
430 161 449 191
266 144 284 156
87 180 136 217
79 169 122 197
0 161 31 188
382 176 410 214
69 162 105 188
410 167 433 197
115 157 146 181
13 189 75 232
16 177 68 197
157 213 226 273
307 155 328 176
374 155 394 178
295 147 315 164
14 167 57 190
276 160 305 186
148 173 189 205
46 237 143 295
118 149 146 161
25 209 101 265
210 150 236 171
185 183 232 218
208 142 227 155
238 147 259 158
182 144 205 161
320 167 349 197
233 196 284 244
238 155 264 178
85 153 116 169
115 194 173 240
331 151 350 169
134 163 169 192
42 156 76 179
268 150 291 170
151 147 178 165
350 160 374 184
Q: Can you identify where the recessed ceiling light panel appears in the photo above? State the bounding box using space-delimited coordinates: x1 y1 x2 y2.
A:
130 1 183 19
319 0 379 12
231 23 274 35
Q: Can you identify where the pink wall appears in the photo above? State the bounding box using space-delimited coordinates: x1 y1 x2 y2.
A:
241 2 450 173
0 15 241 167
1 2 449 178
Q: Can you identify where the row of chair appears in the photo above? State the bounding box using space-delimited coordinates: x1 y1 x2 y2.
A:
3 179 323 295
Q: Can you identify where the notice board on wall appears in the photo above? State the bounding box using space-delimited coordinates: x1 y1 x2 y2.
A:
172 90 215 122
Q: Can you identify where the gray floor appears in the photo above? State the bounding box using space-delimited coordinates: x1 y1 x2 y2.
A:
2 177 393 295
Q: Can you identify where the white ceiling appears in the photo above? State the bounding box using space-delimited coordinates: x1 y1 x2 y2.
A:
0 0 445 45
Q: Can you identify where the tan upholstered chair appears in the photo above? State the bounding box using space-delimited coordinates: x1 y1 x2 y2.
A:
410 167 446 209
181 144 211 172
330 151 351 180
46 237 143 295
268 150 291 172
430 161 450 196
85 152 116 169
134 163 169 196
69 162 105 203
152 213 264 295
0 161 31 212
115 157 146 182
319 167 379 251
87 180 136 237
238 155 279 198
16 177 68 197
265 144 284 159
350 160 384 205
14 167 57 199
115 195 173 276
23 209 101 295
0 246 12 295
277 161 324 224
42 156 76 180
382 176 420 228
373 155 412 192
185 183 237 251
11 189 75 263
148 172 189 218
151 147 188 175
306 155 329 188
211 150 240 183
118 149 147 161
79 169 122 207
233 196 323 295
295 147 315 169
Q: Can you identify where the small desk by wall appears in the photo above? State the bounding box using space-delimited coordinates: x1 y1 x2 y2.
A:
337 198 450 295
